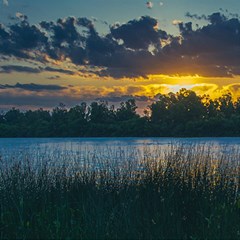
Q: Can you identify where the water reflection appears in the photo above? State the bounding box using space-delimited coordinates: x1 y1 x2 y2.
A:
1 137 240 152
0 138 239 167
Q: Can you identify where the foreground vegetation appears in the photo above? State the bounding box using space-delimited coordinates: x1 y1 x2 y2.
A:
0 146 239 239
2 89 240 137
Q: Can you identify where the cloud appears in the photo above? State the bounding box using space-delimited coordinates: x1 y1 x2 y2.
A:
1 79 239 110
0 65 41 74
185 12 208 21
110 16 167 50
15 12 28 21
172 20 183 25
0 92 77 108
47 75 61 80
0 65 76 75
2 0 8 6
0 15 171 78
190 84 218 95
0 83 67 91
0 21 48 60
44 66 75 75
146 1 153 9
0 82 155 110
95 95 149 103
1 12 240 79
225 83 240 94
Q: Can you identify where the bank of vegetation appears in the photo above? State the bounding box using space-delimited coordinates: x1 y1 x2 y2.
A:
1 89 240 137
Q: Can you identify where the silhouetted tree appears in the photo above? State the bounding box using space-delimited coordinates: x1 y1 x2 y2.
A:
116 99 139 121
0 90 240 137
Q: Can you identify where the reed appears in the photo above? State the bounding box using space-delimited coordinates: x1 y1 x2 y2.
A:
0 145 239 239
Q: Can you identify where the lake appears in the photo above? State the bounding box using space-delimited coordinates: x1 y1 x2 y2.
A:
0 138 240 177
1 137 240 149
0 137 240 169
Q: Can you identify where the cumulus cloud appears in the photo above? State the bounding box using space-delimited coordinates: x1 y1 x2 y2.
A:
110 16 167 50
1 12 240 79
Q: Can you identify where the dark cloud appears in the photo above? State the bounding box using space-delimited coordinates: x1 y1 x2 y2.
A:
0 93 78 108
0 24 9 39
86 33 120 67
208 12 227 25
44 66 75 75
176 13 240 65
1 12 240 78
0 20 48 59
0 65 75 75
185 12 208 21
0 83 67 91
77 17 95 31
0 65 41 73
40 17 90 64
146 1 153 9
47 75 61 80
49 17 81 47
110 16 167 50
95 95 149 103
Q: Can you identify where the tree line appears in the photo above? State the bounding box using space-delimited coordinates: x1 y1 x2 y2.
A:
1 88 240 137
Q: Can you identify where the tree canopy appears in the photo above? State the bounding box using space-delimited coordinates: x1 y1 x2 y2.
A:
1 89 240 137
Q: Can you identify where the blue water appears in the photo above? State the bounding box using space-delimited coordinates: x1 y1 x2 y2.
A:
0 138 239 168
0 137 239 150
0 137 239 158
0 137 240 151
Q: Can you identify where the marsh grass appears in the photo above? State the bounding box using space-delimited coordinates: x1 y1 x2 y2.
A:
0 145 239 239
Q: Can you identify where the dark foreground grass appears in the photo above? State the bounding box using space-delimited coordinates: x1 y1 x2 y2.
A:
0 146 239 239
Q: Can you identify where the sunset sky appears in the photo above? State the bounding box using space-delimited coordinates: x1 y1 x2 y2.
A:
1 0 240 110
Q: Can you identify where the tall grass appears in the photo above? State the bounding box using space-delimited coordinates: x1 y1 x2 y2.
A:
0 145 239 239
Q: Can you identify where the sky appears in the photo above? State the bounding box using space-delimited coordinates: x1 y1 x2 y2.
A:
1 0 240 111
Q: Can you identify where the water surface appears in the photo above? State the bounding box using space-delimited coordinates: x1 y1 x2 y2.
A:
0 137 239 166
